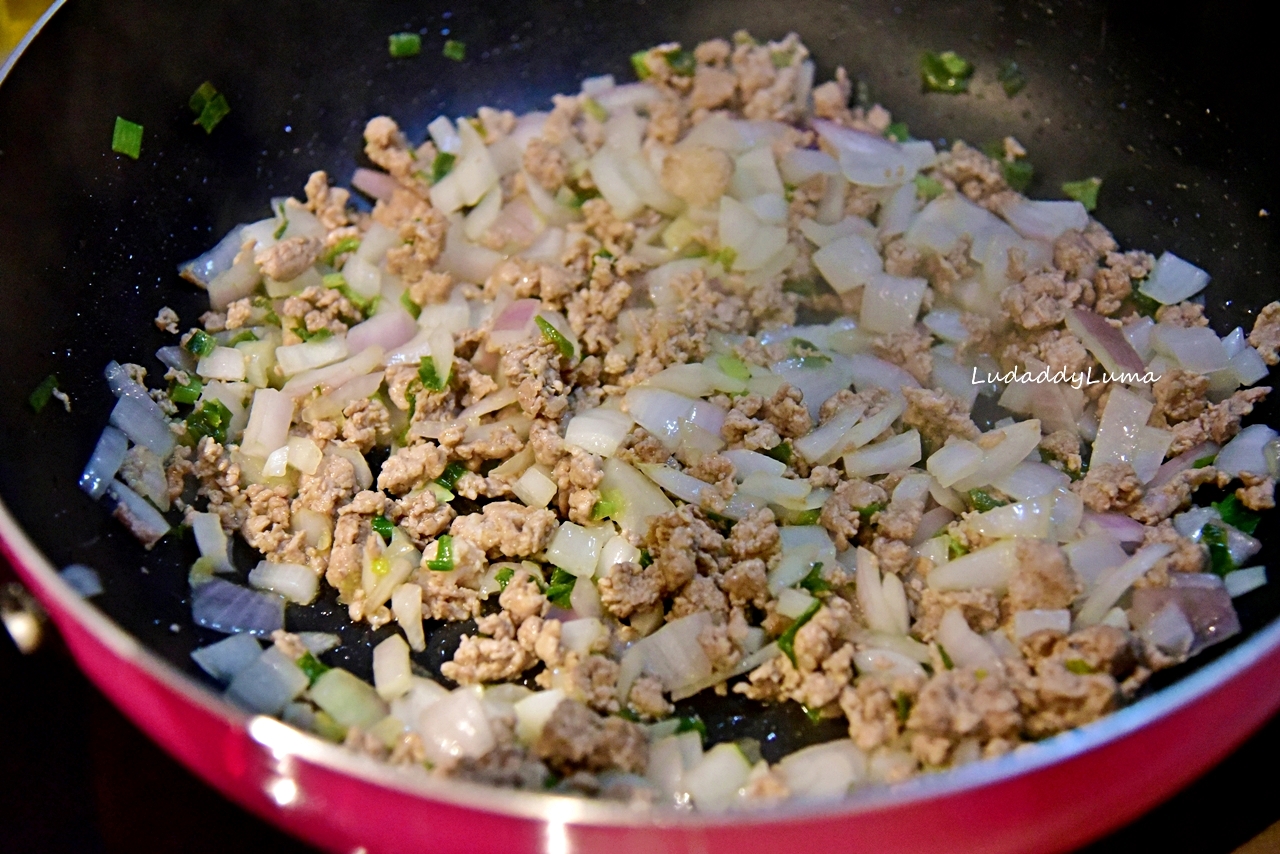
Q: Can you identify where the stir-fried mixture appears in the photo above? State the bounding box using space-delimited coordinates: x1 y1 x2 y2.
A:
80 32 1279 809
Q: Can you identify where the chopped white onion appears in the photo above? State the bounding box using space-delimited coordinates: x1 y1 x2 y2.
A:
275 336 349 377
683 743 752 812
999 198 1088 241
937 608 1000 668
860 273 928 334
1215 424 1278 478
106 479 170 547
80 425 129 499
927 540 1019 593
311 668 390 730
248 559 318 605
513 689 567 745
1224 566 1267 598
545 522 610 578
1150 324 1230 374
811 232 883 293
512 465 558 509
108 396 175 460
812 119 922 187
373 634 413 701
347 308 417 355
224 647 308 715
1065 309 1147 375
1012 609 1072 640
564 408 634 457
842 430 921 477
1139 251 1210 305
776 740 867 802
191 633 263 683
240 388 294 458
392 583 426 652
1075 543 1175 627
599 458 675 537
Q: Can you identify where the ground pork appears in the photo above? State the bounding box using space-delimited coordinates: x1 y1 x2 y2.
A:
1076 462 1144 513
450 744 550 790
913 589 1002 642
1151 368 1209 425
377 443 448 494
256 236 322 283
534 700 648 776
906 667 1022 764
1248 301 1280 365
902 387 980 452
1167 387 1270 456
450 502 559 558
873 329 935 385
1006 540 1080 612
1236 471 1277 511
820 478 889 551
1001 269 1087 331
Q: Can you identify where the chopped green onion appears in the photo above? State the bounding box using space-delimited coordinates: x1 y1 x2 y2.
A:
28 374 59 413
431 462 467 493
638 548 653 568
370 515 395 540
967 489 1009 512
225 330 258 346
920 50 974 94
663 48 696 77
294 326 334 343
799 561 829 594
793 508 822 526
184 329 218 357
858 501 885 521
998 60 1027 97
582 97 609 123
884 121 910 143
796 355 833 369
591 496 620 521
544 568 577 608
802 704 824 724
111 116 143 159
296 650 330 684
1001 160 1034 193
763 441 793 464
418 355 450 392
188 81 230 133
168 374 203 405
630 50 652 80
1064 659 1096 675
389 32 422 58
494 566 515 590
252 296 281 326
399 290 422 320
273 202 289 240
777 599 822 666
914 173 946 200
894 691 912 723
322 272 375 313
770 49 794 69
430 150 456 183
188 81 218 115
715 354 752 382
1212 495 1261 535
1130 290 1162 318
937 643 954 670
675 714 707 740
322 236 362 266
1201 523 1236 576
1193 455 1216 469
426 535 456 571
186 399 233 444
782 277 824 297
946 535 968 560
442 39 466 61
534 315 574 359
1061 177 1102 212
710 246 737 269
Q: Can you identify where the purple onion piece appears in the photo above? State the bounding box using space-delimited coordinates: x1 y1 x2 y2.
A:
192 578 285 637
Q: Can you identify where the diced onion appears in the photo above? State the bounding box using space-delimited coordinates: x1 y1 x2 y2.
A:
545 522 610 578
812 119 922 187
80 426 129 499
1139 251 1210 305
683 743 752 812
842 430 921 477
191 633 263 683
1150 324 1230 374
513 689 567 745
1065 309 1147 375
191 578 284 636
1224 566 1267 598
564 408 634 457
937 608 1000 668
373 634 414 701
1215 423 1278 478
1000 198 1088 241
811 232 882 293
927 540 1019 593
1012 609 1072 640
248 560 318 605
224 647 308 715
109 396 175 460
1075 543 1175 627
311 668 390 730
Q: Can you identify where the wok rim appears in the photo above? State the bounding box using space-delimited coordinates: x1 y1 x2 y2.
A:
4 0 1280 838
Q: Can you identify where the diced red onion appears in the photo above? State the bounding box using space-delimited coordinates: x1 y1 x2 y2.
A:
1076 543 1174 627
1148 441 1220 489
282 345 382 397
191 577 284 636
1138 251 1210 305
351 167 400 202
80 426 129 499
1080 511 1148 546
812 119 919 187
1130 579 1240 656
1065 309 1147 374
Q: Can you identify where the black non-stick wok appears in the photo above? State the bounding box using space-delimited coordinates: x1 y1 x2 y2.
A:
1 1 1278 852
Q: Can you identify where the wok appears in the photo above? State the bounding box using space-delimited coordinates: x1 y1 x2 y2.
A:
2 0 1278 851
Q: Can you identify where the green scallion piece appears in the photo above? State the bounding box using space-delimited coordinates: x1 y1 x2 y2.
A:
418 355 450 392
858 501 885 521
884 121 910 143
967 489 1009 513
1061 177 1103 212
294 326 333 343
494 566 515 590
168 374 203 405
186 399 233 444
998 60 1027 97
711 246 737 269
442 39 466 62
1064 659 1096 675
763 441 793 464
189 81 219 115
674 714 707 739
534 315 574 359
715 354 752 382
582 97 609 123
914 173 946 200
793 507 822 526
1001 159 1034 193
777 599 822 666
28 374 59 413
194 92 230 134
638 548 653 568
1201 523 1236 576
946 536 968 560
112 117 143 159
937 643 954 670
435 461 469 491
272 202 289 240
894 691 912 723
322 236 362 266
663 48 696 77
544 568 577 608
426 535 455 571
430 150 456 183
389 32 422 58
1130 291 1161 318
631 50 652 80
920 50 975 94
184 329 217 357
1192 454 1216 469
799 561 829 594
296 650 330 684
399 290 422 320
370 515 395 540
1212 495 1261 535
225 330 258 346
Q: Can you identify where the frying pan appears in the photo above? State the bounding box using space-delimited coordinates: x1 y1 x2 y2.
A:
2 0 1278 852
